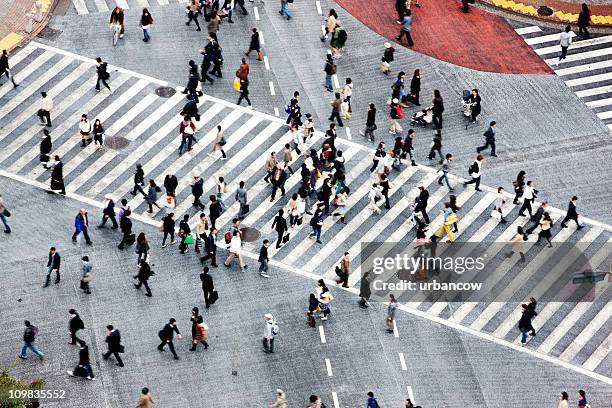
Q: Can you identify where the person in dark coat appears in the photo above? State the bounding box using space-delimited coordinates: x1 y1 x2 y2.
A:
518 303 536 345
67 340 94 379
134 260 153 297
271 210 288 249
39 130 52 169
43 246 61 287
199 43 215 84
72 208 92 245
102 325 124 367
359 271 372 308
270 163 288 201
49 155 65 195
561 196 583 229
191 175 205 209
181 94 200 121
158 318 181 359
117 210 133 250
432 89 444 130
98 195 118 228
95 57 111 92
467 89 482 123
209 41 224 78
409 69 420 106
209 195 222 230
68 309 85 345
199 267 215 308
512 170 526 205
0 49 18 87
414 185 430 225
200 228 218 267
178 214 191 254
161 212 176 248
361 103 377 142
577 3 590 39
245 28 261 58
477 121 497 157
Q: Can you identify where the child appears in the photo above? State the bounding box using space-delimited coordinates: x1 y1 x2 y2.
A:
381 42 395 74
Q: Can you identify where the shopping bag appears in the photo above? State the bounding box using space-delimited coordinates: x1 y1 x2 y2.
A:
257 51 263 61
210 290 219 304
490 209 502 220
184 233 194 245
233 78 241 92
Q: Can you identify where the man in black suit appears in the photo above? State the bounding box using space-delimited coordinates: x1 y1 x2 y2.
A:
158 318 181 360
413 185 430 225
134 260 153 297
199 267 215 308
102 325 124 367
118 210 133 250
43 247 61 287
271 209 288 249
561 196 583 229
200 228 218 267
68 309 85 345
191 175 205 209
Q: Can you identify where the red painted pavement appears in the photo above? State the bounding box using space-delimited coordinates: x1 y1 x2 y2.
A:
334 0 554 74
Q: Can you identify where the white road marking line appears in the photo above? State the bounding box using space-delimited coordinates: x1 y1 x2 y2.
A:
269 81 275 95
345 126 352 140
407 386 415 403
545 46 612 65
274 107 279 116
5 42 37 70
325 358 333 376
332 74 339 90
332 392 340 408
319 325 326 343
321 25 326 37
555 58 612 76
93 0 108 12
115 0 129 9
259 31 265 46
560 302 612 362
157 0 170 5
134 0 150 7
253 6 260 20
597 110 612 119
72 0 88 15
566 72 612 87
263 55 270 70
393 319 399 338
515 26 541 35
525 31 575 46
398 353 407 371
586 96 612 108
583 331 612 371
536 35 612 56
575 83 612 98
316 0 322 15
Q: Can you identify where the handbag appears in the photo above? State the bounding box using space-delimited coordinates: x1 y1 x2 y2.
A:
184 233 194 245
282 233 290 244
490 209 502 220
257 51 263 61
233 78 241 91
219 136 227 146
2 209 10 217
79 279 86 289
242 204 250 214
210 290 219 304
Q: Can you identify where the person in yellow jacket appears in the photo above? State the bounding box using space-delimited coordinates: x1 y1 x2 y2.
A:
434 202 457 242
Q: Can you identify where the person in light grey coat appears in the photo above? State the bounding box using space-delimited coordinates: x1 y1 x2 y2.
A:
235 180 248 219
145 180 161 213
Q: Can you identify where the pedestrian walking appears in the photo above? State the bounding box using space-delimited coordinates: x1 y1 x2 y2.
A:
235 0 248 14
199 266 215 307
428 129 443 161
224 230 247 269
558 392 569 408
309 205 324 243
235 180 248 219
97 195 117 229
140 8 154 42
330 24 347 58
513 170 526 204
271 209 288 249
463 154 484 192
190 307 209 351
379 174 391 209
518 180 537 217
80 256 93 294
321 9 338 42
437 153 453 191
389 98 403 135
577 3 590 39
19 321 44 360
37 92 52 126
209 195 222 230
396 10 414 46
359 271 372 308
216 176 227 210
118 210 134 250
178 214 192 254
395 0 407 23
279 0 291 19
158 318 182 359
525 201 549 235
135 233 150 266
160 212 176 248
331 188 348 223
199 42 215 85
92 119 104 148
195 213 208 254
43 246 61 287
410 69 421 105
209 124 227 159
380 42 395 74
303 113 315 144
95 57 111 92
556 25 573 64
178 116 196 156
164 173 178 208
448 194 461 233
67 340 95 380
200 228 218 266
328 92 344 127
477 121 497 156
262 313 278 353
270 162 288 201
143 180 160 213
68 309 85 345
536 212 554 248
433 203 458 243
308 395 324 408
135 388 154 408
184 72 200 103
518 302 537 345
324 53 336 93
133 259 154 297
492 187 507 223
360 103 377 141
237 79 252 107
259 239 270 277
39 129 52 169
0 194 11 234
282 143 295 174
270 389 287 408
129 164 146 197
561 196 584 229
386 294 399 333
401 128 417 166
413 184 430 225
366 392 380 407
335 252 350 287
506 226 526 262
432 89 444 129
190 175 205 209
72 208 93 245
118 198 130 222
578 390 588 407
245 28 262 59
0 49 18 87
78 114 92 147
185 0 202 31
102 325 124 367
209 40 223 77
316 279 333 321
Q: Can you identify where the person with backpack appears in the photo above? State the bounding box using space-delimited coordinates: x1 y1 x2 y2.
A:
263 313 278 353
95 57 111 92
330 24 347 58
389 98 403 135
68 309 85 345
19 320 44 360
477 121 497 157
463 154 484 192
324 53 336 93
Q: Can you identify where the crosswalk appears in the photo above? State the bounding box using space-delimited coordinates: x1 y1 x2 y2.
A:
1 41 611 378
516 24 612 130
70 0 188 15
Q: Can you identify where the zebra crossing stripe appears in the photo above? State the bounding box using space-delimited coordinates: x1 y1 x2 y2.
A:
134 0 151 7
536 35 612 56
583 331 612 371
72 0 88 14
596 110 612 120
92 0 108 12
559 302 612 363
586 97 612 108
575 83 612 98
0 51 57 118
524 32 576 46
108 102 225 200
565 72 612 87
492 227 602 339
555 59 612 76
9 74 132 175
115 0 130 9
545 47 612 65
515 26 541 35
5 41 37 69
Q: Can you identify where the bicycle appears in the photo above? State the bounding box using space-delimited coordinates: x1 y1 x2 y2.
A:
110 23 121 46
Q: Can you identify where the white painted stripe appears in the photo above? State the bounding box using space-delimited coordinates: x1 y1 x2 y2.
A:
84 92 186 197
115 0 129 9
325 358 333 376
40 79 150 184
274 107 279 116
4 42 37 70
393 319 399 338
515 26 541 35
525 31 575 46
597 110 612 120
319 325 326 343
0 62 90 147
30 41 168 86
134 0 150 8
269 81 275 95
586 97 612 108
263 55 270 70
316 1 322 15
608 123 612 130
575 83 612 98
545 47 612 65
72 0 89 15
345 126 352 140
537 35 612 56
259 31 265 46
555 59 612 76
332 74 339 90
253 6 259 20
321 25 326 36
492 228 601 339
407 386 415 403
398 353 407 371
93 0 109 12
565 72 612 87
157 0 169 5
332 392 340 408
560 302 612 363
583 330 612 371
0 51 56 116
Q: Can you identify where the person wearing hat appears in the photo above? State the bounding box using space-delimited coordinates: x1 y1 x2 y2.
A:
389 98 403 135
262 314 277 353
98 194 118 229
270 162 288 201
381 42 395 74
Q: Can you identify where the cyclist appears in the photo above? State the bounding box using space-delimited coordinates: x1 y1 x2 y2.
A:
109 6 125 39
